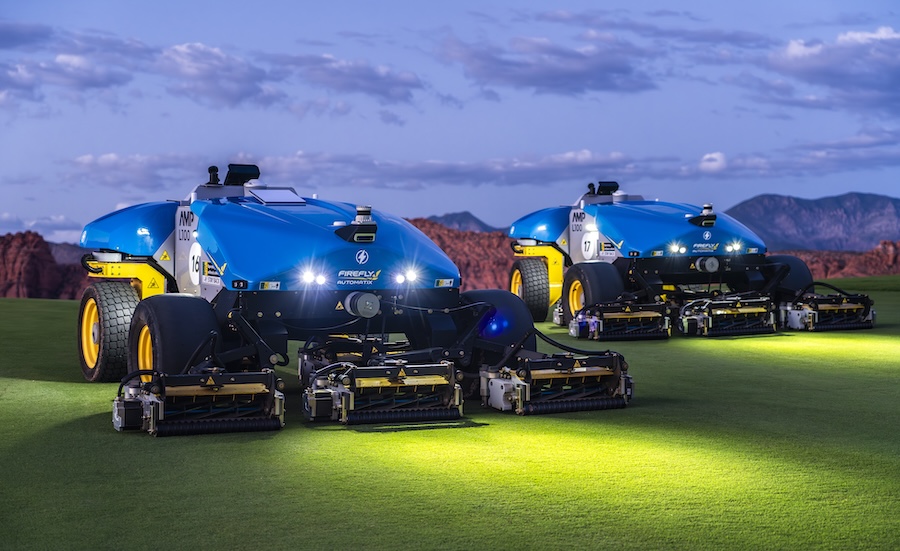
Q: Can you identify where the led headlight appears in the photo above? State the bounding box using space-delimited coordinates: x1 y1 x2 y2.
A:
395 269 418 285
301 270 327 285
725 241 743 253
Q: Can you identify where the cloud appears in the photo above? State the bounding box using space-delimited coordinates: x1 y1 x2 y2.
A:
288 98 353 119
0 212 83 243
65 152 203 189
536 10 775 49
760 26 900 115
0 212 26 234
698 152 727 173
157 43 284 107
27 214 82 234
267 53 425 104
438 32 656 95
379 110 405 126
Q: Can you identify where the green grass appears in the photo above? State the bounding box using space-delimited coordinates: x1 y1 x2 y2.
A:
1 277 898 550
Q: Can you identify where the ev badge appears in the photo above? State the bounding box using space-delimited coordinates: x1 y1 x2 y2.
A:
355 250 369 265
703 231 712 241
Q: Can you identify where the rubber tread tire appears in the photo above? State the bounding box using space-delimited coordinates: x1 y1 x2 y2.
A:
127 294 220 376
767 255 814 302
459 289 538 400
78 281 140 382
509 258 551 322
767 254 813 289
561 263 624 324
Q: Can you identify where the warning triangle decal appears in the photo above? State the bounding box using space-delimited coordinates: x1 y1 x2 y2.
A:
335 301 345 311
160 251 171 261
148 278 159 289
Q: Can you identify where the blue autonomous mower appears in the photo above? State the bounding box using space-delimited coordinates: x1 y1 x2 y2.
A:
78 164 632 435
508 181 875 340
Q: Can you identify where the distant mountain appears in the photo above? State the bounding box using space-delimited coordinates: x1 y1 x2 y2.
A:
427 212 505 233
726 192 900 252
49 241 87 265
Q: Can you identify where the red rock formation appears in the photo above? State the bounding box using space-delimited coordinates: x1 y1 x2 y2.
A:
771 241 900 280
0 231 64 298
408 218 515 291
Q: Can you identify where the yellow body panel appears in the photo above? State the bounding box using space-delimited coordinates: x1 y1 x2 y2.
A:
86 260 167 299
602 311 663 319
817 304 864 311
163 383 270 397
354 375 451 388
529 367 615 380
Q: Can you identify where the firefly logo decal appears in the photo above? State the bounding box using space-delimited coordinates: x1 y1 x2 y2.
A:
356 250 369 265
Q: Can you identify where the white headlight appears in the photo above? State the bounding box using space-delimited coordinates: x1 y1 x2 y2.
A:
302 271 315 283
315 275 326 285
405 270 418 282
395 274 406 284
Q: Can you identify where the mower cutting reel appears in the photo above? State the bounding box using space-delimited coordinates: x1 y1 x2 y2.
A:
303 360 462 424
678 294 776 336
480 348 632 415
113 369 286 436
779 282 875 331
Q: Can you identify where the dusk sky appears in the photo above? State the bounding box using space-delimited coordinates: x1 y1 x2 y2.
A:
2 1 899 243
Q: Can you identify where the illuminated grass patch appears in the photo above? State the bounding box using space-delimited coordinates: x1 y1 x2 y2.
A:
0 285 898 550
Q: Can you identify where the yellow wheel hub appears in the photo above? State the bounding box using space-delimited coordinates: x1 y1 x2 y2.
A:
137 324 154 383
510 269 523 297
568 279 584 314
80 298 100 369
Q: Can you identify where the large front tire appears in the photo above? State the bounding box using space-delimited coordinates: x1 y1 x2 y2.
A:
459 289 537 399
767 255 814 303
78 281 140 382
509 258 550 322
561 263 624 324
128 294 220 379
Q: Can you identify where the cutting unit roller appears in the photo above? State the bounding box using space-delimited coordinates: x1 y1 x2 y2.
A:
679 295 777 336
779 282 875 331
480 349 632 415
567 301 671 340
113 369 286 436
303 361 463 424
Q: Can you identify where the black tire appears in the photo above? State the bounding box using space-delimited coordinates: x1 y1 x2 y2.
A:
462 289 536 350
459 289 537 399
509 258 550 322
561 263 624 324
128 294 220 377
78 281 140 382
767 255 814 301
